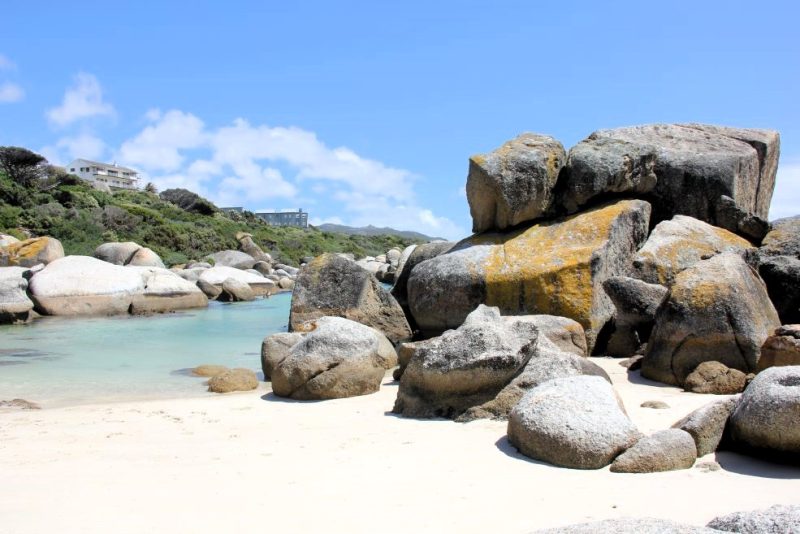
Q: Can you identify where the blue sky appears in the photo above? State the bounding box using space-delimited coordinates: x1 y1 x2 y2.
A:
0 1 798 240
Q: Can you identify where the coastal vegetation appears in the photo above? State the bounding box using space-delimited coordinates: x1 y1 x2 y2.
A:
0 147 424 266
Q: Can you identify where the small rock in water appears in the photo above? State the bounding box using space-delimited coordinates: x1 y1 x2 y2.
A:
192 364 230 377
641 400 670 409
0 398 41 410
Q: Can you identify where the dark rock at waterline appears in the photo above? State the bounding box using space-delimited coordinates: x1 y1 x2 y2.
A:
271 317 395 400
207 368 259 393
290 253 411 344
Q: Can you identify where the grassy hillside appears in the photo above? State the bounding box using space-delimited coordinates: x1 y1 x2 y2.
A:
0 172 423 266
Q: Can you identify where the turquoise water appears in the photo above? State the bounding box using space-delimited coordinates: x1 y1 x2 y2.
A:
0 292 292 407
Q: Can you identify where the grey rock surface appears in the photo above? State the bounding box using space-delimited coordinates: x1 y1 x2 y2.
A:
0 267 34 323
207 250 257 270
706 504 800 533
758 216 800 324
290 253 411 343
393 305 538 419
586 124 777 229
559 135 658 214
672 397 738 457
271 317 392 400
610 429 697 473
467 133 566 232
532 518 720 533
603 276 668 357
218 278 256 302
94 242 142 265
642 253 780 386
507 375 641 469
632 215 754 286
758 324 800 371
261 332 303 379
729 366 800 455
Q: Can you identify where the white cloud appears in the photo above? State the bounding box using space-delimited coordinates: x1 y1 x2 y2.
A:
0 54 15 70
46 73 116 127
38 134 106 166
0 82 24 103
115 109 466 240
770 161 800 220
118 110 206 172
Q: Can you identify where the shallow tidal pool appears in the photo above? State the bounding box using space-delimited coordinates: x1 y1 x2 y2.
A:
0 292 292 407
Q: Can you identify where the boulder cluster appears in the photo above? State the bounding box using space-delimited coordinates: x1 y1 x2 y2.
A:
0 230 295 322
258 123 800 474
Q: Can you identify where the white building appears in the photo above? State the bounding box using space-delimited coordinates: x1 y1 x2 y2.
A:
66 159 140 190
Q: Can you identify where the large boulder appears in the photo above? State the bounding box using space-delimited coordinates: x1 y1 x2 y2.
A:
632 215 754 286
466 133 566 232
609 429 697 473
0 267 34 323
198 266 276 296
642 253 780 386
28 256 145 316
95 242 165 268
571 124 777 231
94 242 142 265
408 199 651 351
206 250 257 270
672 397 738 457
261 332 304 379
729 366 800 456
757 216 800 324
0 236 64 267
391 241 456 327
460 322 609 422
393 305 538 419
559 135 658 214
758 324 800 371
290 253 411 344
507 375 641 469
218 278 256 302
128 266 208 313
127 247 165 268
707 504 800 533
271 317 394 400
533 518 719 533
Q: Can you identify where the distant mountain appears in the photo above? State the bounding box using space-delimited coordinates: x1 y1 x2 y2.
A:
317 223 443 242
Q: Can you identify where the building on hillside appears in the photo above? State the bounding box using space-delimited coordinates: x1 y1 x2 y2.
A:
256 209 308 228
66 159 140 190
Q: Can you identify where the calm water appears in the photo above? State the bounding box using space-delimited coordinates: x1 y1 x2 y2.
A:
0 292 292 407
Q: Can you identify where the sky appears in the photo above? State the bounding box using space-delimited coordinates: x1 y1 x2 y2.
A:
0 0 798 240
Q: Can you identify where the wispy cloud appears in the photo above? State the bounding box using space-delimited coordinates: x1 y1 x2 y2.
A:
46 73 115 127
0 82 24 103
116 109 466 239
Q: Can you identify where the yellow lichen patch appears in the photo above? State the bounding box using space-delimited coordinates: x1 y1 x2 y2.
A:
3 237 50 266
469 201 635 332
636 220 752 285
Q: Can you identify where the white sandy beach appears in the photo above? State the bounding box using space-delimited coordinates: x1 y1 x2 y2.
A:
1 357 798 534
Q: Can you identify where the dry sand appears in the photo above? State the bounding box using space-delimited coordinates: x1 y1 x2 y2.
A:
1 357 798 534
